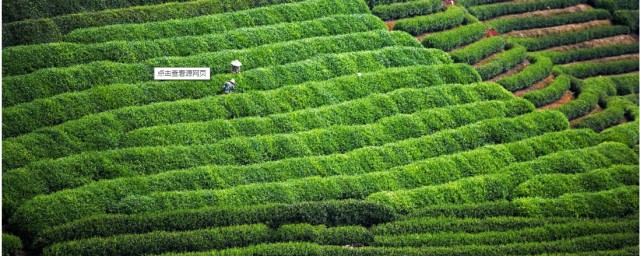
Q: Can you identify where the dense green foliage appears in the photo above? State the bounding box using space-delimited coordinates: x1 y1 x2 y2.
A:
44 224 373 256
2 0 193 22
488 9 611 34
456 0 512 7
367 142 637 213
2 0 303 46
469 0 587 20
589 0 639 12
534 44 638 64
3 63 477 171
2 233 22 256
556 76 617 120
613 10 639 33
62 0 369 44
513 165 638 198
497 55 553 91
371 0 441 20
163 233 638 255
373 221 637 247
4 30 418 108
393 5 466 36
421 22 487 51
600 122 639 148
450 37 506 64
4 14 386 75
508 26 631 51
475 44 528 80
35 200 393 249
19 105 598 241
554 59 639 79
4 46 447 141
574 97 637 132
523 75 572 107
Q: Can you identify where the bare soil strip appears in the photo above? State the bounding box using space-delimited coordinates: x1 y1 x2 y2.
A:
472 50 506 67
385 20 397 30
543 35 639 52
505 20 611 38
561 54 639 65
513 75 555 97
486 4 592 22
570 104 603 126
538 90 574 110
489 59 531 82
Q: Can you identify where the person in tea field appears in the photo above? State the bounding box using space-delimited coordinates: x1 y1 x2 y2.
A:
222 79 236 94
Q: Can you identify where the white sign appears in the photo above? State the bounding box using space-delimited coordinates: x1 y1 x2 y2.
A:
154 67 210 80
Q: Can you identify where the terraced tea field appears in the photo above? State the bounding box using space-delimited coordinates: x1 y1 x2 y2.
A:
2 0 639 255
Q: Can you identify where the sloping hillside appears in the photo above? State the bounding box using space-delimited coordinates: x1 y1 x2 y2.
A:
2 0 638 255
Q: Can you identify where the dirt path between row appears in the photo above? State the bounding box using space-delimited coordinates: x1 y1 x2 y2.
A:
537 90 574 110
385 20 397 30
543 35 639 52
489 59 531 82
473 50 505 67
514 75 555 97
570 104 603 126
505 20 611 38
485 4 592 22
561 53 639 65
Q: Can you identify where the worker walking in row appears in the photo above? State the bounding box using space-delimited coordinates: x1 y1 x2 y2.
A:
221 78 236 94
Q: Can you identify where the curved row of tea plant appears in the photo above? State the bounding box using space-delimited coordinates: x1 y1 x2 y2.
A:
533 44 638 64
475 44 527 80
488 9 611 34
450 37 506 65
4 30 419 108
4 47 448 141
371 0 441 21
553 59 639 79
522 74 572 107
469 0 587 20
497 55 553 91
4 14 386 75
393 5 466 36
508 25 630 51
3 64 478 170
421 22 487 51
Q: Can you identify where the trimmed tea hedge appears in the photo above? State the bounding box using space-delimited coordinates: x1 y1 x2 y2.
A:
18 106 597 240
554 59 639 79
488 9 611 34
523 74 571 107
2 0 193 22
497 55 553 91
372 221 637 247
4 46 448 140
367 142 636 213
514 185 639 218
2 63 475 171
3 30 419 108
99 112 568 214
410 185 638 219
160 233 638 255
556 75 618 120
62 0 368 44
122 85 501 147
513 165 639 198
614 10 639 33
371 0 441 21
35 200 393 249
421 22 488 51
371 216 580 236
590 0 639 13
600 122 639 148
456 0 512 7
608 74 640 95
508 25 631 51
475 44 527 80
2 0 306 46
7 95 535 235
469 0 587 21
2 233 22 256
44 224 372 256
574 96 636 132
4 14 386 75
450 36 506 65
534 44 638 64
393 5 466 36
3 64 479 171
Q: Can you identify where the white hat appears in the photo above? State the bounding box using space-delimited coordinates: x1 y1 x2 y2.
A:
230 79 236 83
231 60 242 67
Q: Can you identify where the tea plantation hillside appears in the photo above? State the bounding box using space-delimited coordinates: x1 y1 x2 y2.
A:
2 0 639 255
